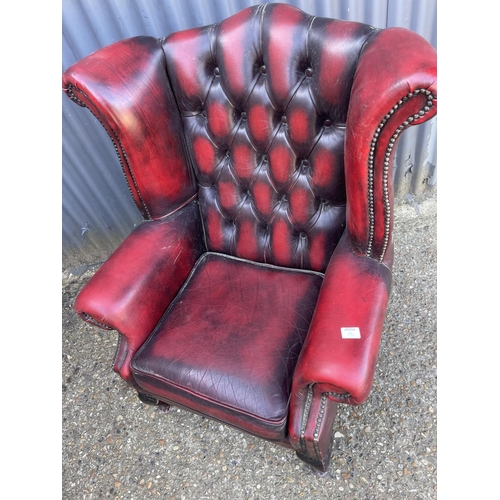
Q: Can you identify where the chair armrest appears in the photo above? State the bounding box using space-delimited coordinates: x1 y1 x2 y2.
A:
289 231 391 457
62 36 196 220
345 27 437 263
74 200 205 386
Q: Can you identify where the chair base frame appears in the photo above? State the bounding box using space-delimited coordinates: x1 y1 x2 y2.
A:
137 390 338 474
137 392 171 413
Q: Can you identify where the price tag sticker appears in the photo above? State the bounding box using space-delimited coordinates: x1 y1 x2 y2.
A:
341 327 361 339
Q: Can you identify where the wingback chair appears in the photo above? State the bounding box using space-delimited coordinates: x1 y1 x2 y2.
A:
62 2 437 473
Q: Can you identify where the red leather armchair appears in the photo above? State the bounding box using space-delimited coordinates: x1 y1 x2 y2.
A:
63 3 437 473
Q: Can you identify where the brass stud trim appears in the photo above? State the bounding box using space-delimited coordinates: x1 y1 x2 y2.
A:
366 89 435 261
299 385 314 449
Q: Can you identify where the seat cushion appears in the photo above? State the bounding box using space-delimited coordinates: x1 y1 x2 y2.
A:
131 252 323 440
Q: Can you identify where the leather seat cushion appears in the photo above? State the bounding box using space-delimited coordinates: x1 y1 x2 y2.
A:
131 252 323 440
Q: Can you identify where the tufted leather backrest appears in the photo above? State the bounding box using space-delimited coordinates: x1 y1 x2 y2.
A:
163 3 376 273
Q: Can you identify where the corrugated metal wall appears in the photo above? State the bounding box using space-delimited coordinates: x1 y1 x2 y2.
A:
62 0 437 270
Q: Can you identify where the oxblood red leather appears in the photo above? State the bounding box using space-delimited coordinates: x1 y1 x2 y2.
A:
63 36 197 220
288 231 392 454
131 252 323 441
345 28 437 262
63 2 437 473
73 201 204 386
163 3 376 273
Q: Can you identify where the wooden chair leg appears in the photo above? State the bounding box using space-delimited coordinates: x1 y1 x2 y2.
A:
137 392 171 412
293 387 338 474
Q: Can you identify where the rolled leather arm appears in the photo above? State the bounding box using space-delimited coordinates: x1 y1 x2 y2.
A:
62 36 197 220
288 28 436 468
74 201 205 387
345 27 437 263
289 231 392 455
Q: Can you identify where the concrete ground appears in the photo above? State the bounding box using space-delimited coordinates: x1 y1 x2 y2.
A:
62 192 437 500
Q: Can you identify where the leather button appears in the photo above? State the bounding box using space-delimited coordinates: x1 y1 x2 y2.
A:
299 232 307 239
302 159 309 167
305 68 313 77
281 115 287 124
260 65 266 74
241 112 247 120
324 119 332 127
214 67 220 76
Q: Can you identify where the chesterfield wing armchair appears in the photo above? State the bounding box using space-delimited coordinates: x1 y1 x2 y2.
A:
63 3 437 473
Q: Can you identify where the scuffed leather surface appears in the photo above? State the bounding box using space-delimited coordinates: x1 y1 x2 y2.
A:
131 252 322 440
292 384 338 471
62 36 197 220
163 3 375 272
345 28 437 263
74 201 205 385
288 229 392 448
63 2 438 455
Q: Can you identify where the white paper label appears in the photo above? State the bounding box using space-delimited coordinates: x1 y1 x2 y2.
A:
341 327 361 339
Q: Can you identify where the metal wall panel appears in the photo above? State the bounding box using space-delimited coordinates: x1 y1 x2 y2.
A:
387 0 437 197
62 0 437 269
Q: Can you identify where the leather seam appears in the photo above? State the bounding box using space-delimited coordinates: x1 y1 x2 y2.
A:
131 252 212 360
157 37 199 199
358 27 380 56
80 311 113 330
196 197 209 252
132 372 288 427
258 3 267 57
159 40 200 195
152 193 198 221
206 251 325 277
132 250 324 358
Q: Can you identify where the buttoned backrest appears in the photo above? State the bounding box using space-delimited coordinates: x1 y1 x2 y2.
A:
164 3 375 272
